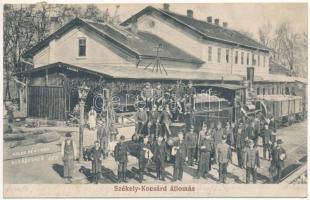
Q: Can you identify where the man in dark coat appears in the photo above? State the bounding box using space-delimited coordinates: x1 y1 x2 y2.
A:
152 136 167 181
262 123 272 160
135 107 148 135
213 121 224 161
159 105 172 139
247 121 257 145
147 105 160 139
138 137 152 183
216 135 232 184
172 132 187 182
196 131 213 179
270 139 287 183
185 127 198 166
114 135 129 183
243 140 260 184
235 127 246 168
90 141 105 184
61 132 77 184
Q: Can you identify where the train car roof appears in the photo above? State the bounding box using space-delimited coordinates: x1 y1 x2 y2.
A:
193 83 246 91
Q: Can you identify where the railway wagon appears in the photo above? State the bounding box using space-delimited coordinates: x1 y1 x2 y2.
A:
257 95 303 125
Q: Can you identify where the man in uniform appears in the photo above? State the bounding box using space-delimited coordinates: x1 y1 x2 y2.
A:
243 140 260 184
235 127 246 168
154 83 164 107
262 123 272 160
147 105 160 139
185 127 198 166
138 137 152 183
216 135 232 184
196 131 213 179
213 121 224 160
270 139 287 183
114 135 129 183
141 82 154 110
172 132 187 182
135 107 148 136
90 140 105 184
159 104 172 139
61 132 77 184
153 136 167 181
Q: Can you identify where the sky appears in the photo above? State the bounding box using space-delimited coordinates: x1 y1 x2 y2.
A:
95 3 308 39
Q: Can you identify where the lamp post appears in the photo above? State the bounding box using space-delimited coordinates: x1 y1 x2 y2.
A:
77 82 90 162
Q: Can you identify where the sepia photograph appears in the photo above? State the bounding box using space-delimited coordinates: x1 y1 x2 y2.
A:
2 2 308 198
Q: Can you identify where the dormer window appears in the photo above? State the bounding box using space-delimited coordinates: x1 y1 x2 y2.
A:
78 38 86 57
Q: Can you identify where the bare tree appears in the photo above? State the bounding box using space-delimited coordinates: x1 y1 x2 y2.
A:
258 21 272 47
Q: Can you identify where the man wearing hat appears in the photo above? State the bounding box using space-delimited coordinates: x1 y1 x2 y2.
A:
134 107 148 135
196 131 213 179
262 123 272 160
270 139 286 183
90 140 105 184
235 126 247 168
114 135 129 183
216 135 232 184
61 132 77 183
185 126 198 166
172 132 187 182
138 136 152 183
243 139 260 184
141 82 154 110
213 121 224 161
147 104 160 139
152 136 167 181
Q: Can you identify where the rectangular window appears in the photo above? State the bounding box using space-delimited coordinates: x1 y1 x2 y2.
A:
241 52 244 65
208 46 212 62
226 49 229 63
217 48 221 63
252 54 256 66
78 38 86 57
257 88 260 95
263 56 266 67
246 53 250 65
235 51 238 64
258 55 260 67
262 88 265 95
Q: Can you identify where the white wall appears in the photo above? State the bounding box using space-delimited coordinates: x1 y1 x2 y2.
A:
33 27 134 68
136 14 270 76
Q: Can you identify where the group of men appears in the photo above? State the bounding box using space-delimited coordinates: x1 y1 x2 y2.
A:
113 116 287 184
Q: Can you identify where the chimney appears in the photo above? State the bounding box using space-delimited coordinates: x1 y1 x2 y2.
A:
187 9 193 18
223 22 228 28
214 18 219 25
207 16 212 23
50 16 59 35
163 3 170 11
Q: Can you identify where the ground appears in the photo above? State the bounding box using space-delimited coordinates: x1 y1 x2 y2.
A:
3 120 307 184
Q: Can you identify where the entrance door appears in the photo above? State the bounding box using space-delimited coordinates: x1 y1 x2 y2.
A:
28 86 66 120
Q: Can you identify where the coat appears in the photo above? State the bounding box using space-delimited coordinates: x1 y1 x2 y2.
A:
247 127 256 141
91 146 104 174
198 137 213 172
185 132 198 148
61 138 77 177
262 129 272 145
148 111 160 124
135 111 148 123
224 128 234 146
114 142 128 163
174 139 187 167
235 132 246 149
244 147 260 168
271 146 286 169
216 142 232 164
213 128 223 148
152 141 167 162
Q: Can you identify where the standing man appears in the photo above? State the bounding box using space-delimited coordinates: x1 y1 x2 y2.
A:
154 83 164 107
61 132 78 184
216 135 232 184
141 82 154 110
243 140 260 184
88 106 97 130
138 137 152 183
270 139 287 183
153 136 167 181
185 127 198 166
213 121 224 159
135 107 148 136
235 127 246 168
262 123 272 160
90 141 105 184
224 122 234 148
114 135 129 183
172 132 187 182
160 105 172 139
248 121 257 145
196 131 213 179
147 105 160 139
97 123 108 156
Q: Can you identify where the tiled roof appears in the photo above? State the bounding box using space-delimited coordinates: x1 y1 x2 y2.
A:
24 18 204 64
121 6 270 52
